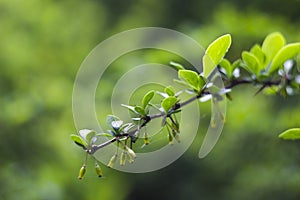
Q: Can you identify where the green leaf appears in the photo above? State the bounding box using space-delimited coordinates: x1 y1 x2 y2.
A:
107 115 123 131
142 90 155 108
169 61 185 70
96 133 113 137
219 58 232 77
70 134 88 148
203 34 232 78
134 106 146 116
242 51 260 76
161 96 177 113
232 59 242 70
174 79 192 88
121 104 137 114
250 44 266 67
268 43 300 74
278 128 300 140
262 32 285 64
178 70 200 91
164 86 175 96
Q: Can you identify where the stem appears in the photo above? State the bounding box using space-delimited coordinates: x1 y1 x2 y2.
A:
88 76 282 155
88 138 117 154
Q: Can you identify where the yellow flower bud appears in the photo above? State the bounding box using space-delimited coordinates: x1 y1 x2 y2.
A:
107 154 117 168
78 164 86 180
174 133 181 143
171 129 180 143
126 146 136 160
95 163 103 177
144 134 150 145
126 152 134 163
168 132 174 145
120 151 126 166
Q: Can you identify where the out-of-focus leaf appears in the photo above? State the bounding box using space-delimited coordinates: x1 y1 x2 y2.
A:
278 128 300 140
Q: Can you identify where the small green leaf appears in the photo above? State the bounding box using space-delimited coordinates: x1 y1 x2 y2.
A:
250 44 266 67
142 90 155 108
70 134 88 148
219 58 232 77
174 79 192 88
96 133 114 137
269 43 300 74
278 128 300 140
121 104 136 113
178 70 200 91
262 32 285 63
169 61 185 70
161 96 177 113
242 51 260 76
232 59 242 70
203 34 232 78
134 106 146 116
164 86 175 96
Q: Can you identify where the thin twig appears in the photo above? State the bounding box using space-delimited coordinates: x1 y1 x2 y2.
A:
88 76 282 155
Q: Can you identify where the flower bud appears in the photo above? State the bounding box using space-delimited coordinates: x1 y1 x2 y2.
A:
107 154 117 168
95 163 103 177
126 152 134 163
120 151 126 166
126 146 136 160
78 164 86 180
171 121 180 132
174 134 181 143
144 133 150 145
171 129 180 143
168 132 174 145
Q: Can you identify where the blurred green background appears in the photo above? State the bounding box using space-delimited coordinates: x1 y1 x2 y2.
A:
1 0 300 199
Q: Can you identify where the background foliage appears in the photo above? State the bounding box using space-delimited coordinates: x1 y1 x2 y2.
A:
1 0 300 199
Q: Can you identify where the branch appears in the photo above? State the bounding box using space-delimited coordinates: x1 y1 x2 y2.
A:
88 76 284 155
